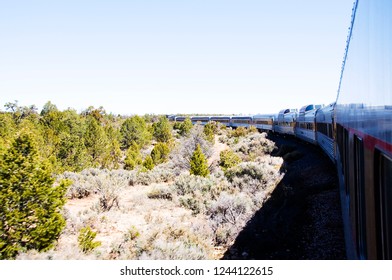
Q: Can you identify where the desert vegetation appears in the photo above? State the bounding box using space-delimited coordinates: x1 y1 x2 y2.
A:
0 101 283 259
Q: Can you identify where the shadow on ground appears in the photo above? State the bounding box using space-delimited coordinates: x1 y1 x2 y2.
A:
222 133 346 259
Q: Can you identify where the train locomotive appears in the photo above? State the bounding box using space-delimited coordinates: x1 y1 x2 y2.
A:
169 0 392 260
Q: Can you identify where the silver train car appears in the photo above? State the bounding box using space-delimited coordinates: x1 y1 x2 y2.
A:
316 103 335 161
191 116 210 125
295 104 322 144
334 0 392 260
273 109 297 135
230 116 253 128
210 116 231 125
252 114 274 132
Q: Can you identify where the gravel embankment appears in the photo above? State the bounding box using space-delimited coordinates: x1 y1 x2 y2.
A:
223 133 346 259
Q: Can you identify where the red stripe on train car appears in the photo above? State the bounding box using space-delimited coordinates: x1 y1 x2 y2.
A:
344 126 392 155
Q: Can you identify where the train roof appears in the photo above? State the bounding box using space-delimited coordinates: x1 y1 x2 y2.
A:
278 108 298 114
230 115 253 119
252 114 274 117
210 116 232 119
299 104 323 114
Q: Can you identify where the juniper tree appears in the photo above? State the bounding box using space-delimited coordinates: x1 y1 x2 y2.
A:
84 116 110 167
152 116 172 143
142 155 155 171
120 116 152 149
151 142 170 165
0 132 69 259
219 149 241 173
178 117 193 136
203 122 215 143
189 144 209 177
124 142 142 170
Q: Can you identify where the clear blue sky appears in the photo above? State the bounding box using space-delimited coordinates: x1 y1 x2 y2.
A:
0 0 354 115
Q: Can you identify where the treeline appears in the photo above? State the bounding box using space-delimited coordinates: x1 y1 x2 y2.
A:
0 101 174 174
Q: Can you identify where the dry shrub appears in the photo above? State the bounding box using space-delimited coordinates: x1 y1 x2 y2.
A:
61 168 133 199
147 185 173 200
171 125 213 171
137 223 214 260
207 192 253 246
172 174 230 215
233 132 276 160
129 163 175 186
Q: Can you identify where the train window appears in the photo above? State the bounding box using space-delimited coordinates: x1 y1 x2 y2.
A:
343 128 350 195
375 151 392 259
336 124 344 163
306 105 314 111
328 124 333 138
354 136 367 259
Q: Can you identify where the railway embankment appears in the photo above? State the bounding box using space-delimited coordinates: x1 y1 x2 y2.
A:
223 133 346 259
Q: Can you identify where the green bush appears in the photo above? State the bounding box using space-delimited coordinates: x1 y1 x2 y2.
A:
151 142 170 165
142 155 155 171
152 116 172 143
189 144 209 177
124 142 142 170
219 149 241 173
78 226 102 253
176 118 193 136
203 122 216 143
179 196 202 215
0 133 69 259
120 116 152 149
231 126 247 137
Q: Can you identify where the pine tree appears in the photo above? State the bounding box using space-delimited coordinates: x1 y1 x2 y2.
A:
151 142 170 165
120 116 152 149
0 132 69 259
152 116 172 143
84 116 109 166
124 142 142 170
178 118 193 136
203 122 215 143
219 149 241 173
142 155 154 171
189 144 210 177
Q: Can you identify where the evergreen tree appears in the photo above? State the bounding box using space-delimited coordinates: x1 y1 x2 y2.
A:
219 149 241 173
84 116 109 165
102 124 122 169
189 144 209 177
142 155 154 171
0 113 16 150
151 142 170 165
120 116 152 149
124 142 142 170
152 116 172 143
0 133 69 259
178 118 193 136
40 101 58 116
203 122 215 143
57 133 91 172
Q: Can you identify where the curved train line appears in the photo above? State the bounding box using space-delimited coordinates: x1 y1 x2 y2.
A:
169 0 392 260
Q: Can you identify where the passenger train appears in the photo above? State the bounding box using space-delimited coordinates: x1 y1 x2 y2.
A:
169 0 392 260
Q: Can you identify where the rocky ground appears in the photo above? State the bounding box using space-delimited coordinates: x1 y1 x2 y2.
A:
223 133 346 259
